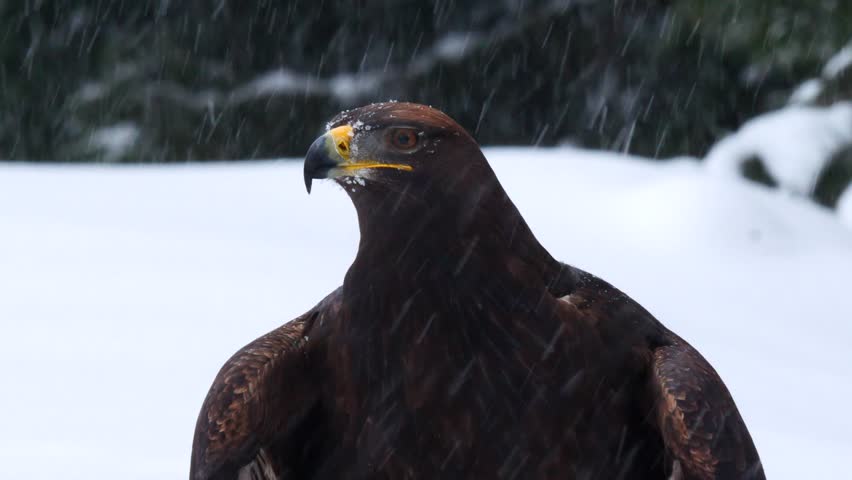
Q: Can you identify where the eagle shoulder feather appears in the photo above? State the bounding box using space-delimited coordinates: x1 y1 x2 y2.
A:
650 339 765 479
190 290 340 480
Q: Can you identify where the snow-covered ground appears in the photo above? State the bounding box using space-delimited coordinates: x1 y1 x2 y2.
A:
1 148 851 479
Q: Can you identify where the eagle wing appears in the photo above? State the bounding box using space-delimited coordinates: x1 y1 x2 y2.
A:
650 340 765 480
190 290 340 480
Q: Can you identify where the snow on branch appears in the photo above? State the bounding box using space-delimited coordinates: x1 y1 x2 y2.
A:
705 102 852 196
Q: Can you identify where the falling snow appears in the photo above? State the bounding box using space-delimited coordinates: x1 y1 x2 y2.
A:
1 145 851 479
1 2 851 478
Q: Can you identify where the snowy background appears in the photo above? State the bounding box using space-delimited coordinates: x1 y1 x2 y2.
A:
2 142 852 479
2 1 852 479
4 1 852 164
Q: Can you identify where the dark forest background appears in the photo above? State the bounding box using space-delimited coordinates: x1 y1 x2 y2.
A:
1 0 850 169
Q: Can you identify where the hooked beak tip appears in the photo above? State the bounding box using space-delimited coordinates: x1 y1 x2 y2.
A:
303 132 342 195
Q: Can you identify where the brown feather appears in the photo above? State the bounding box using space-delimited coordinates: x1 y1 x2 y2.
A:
651 341 764 479
190 290 340 479
190 103 765 479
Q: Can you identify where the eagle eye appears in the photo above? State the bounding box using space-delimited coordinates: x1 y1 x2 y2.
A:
387 128 420 152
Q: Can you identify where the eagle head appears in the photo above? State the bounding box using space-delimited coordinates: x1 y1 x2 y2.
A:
303 102 489 201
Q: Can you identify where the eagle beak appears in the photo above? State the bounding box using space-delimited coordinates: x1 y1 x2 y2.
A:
303 124 414 194
304 125 353 194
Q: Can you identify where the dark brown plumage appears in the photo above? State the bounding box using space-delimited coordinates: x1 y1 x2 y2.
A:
190 102 765 479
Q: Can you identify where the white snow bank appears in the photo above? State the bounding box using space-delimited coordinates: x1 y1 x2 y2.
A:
614 164 849 253
838 184 852 229
1 148 851 479
705 102 852 195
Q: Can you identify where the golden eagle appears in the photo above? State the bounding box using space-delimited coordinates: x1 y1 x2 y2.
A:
190 103 764 479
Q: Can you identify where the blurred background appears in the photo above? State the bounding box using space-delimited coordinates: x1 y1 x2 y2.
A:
2 2 852 479
2 0 852 209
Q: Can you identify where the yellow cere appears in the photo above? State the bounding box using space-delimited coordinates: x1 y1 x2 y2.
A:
328 125 354 160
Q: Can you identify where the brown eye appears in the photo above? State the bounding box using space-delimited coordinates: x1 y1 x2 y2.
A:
388 128 420 151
